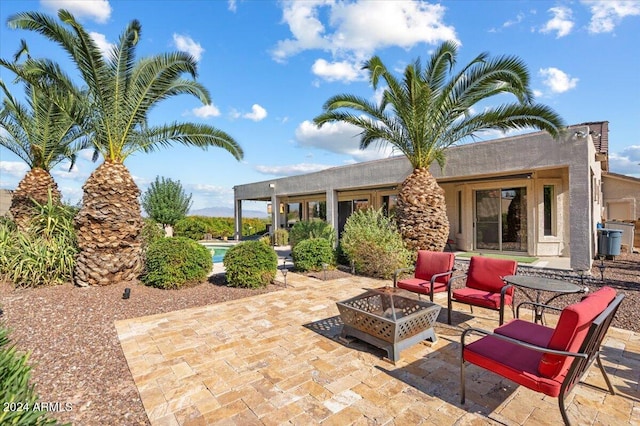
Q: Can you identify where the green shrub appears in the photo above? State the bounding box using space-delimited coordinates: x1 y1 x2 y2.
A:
0 196 77 287
140 218 165 249
223 241 277 288
340 208 411 279
173 216 268 239
0 325 58 425
273 228 289 246
173 217 207 240
291 238 335 272
141 237 212 289
288 220 335 249
259 235 271 246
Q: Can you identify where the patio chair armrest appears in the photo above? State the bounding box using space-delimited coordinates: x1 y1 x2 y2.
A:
516 301 563 318
393 267 415 287
430 268 456 284
500 283 513 297
460 328 589 359
447 273 467 299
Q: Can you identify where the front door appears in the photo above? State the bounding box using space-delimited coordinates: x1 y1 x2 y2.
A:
475 187 527 252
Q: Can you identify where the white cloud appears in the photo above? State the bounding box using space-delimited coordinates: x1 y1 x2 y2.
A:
271 0 331 62
295 120 395 162
609 145 640 175
78 148 100 162
503 12 525 28
254 163 333 176
89 32 114 56
172 34 204 61
192 104 221 118
311 59 364 83
243 104 268 121
186 184 235 209
51 162 85 180
540 6 574 38
272 1 458 82
0 161 29 178
58 186 83 206
539 67 578 93
582 0 640 34
40 0 112 23
131 175 152 187
228 0 237 12
189 183 232 194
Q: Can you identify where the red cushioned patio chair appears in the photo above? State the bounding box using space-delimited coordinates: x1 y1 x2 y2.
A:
460 286 624 425
393 251 455 302
447 256 517 325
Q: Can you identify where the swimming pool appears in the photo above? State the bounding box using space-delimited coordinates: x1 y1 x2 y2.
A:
201 243 232 263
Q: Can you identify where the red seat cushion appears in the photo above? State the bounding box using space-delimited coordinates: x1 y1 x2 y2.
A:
452 287 513 310
494 319 554 348
464 335 563 397
397 278 447 295
538 286 617 378
414 251 455 284
466 256 517 296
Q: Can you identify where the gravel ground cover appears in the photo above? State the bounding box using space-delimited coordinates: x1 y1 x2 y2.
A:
0 252 637 424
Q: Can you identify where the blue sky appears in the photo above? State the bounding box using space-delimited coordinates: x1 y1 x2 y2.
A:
1 0 639 213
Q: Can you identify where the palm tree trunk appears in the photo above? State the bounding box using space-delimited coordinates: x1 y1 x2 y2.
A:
396 167 450 252
73 162 142 286
9 167 61 230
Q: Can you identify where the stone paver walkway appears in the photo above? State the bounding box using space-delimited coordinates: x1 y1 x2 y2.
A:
115 273 640 425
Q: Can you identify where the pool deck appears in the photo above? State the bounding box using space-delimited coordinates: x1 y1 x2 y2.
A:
115 271 639 425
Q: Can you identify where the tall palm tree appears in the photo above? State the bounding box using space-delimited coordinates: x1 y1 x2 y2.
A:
9 10 244 286
314 41 565 252
0 45 88 230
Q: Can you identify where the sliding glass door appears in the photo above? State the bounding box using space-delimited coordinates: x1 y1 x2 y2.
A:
475 187 527 252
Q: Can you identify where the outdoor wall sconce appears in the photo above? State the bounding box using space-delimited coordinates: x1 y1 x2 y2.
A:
573 131 587 139
269 183 275 188
279 203 285 214
267 202 272 214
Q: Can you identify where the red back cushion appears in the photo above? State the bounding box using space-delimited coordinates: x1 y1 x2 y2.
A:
538 286 617 378
466 256 517 294
414 251 455 284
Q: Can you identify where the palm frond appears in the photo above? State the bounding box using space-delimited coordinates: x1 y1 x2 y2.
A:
314 41 566 169
125 123 243 161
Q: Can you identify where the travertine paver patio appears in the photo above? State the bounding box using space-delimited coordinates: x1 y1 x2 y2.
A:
115 272 640 425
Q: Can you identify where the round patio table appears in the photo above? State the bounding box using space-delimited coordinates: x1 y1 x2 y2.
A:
503 275 587 324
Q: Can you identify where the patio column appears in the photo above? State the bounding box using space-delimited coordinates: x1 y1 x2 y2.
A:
326 188 338 245
271 194 284 233
234 198 242 241
568 164 593 270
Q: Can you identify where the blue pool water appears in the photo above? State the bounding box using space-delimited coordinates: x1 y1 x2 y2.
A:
203 245 229 263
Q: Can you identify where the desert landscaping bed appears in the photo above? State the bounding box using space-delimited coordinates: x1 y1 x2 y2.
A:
0 253 638 425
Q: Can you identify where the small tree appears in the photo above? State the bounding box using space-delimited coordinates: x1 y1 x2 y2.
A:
141 176 192 230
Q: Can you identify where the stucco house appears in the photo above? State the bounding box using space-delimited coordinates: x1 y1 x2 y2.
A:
0 189 12 217
234 121 640 271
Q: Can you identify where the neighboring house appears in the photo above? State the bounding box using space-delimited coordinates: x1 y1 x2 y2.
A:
234 122 632 270
0 189 12 217
602 172 640 221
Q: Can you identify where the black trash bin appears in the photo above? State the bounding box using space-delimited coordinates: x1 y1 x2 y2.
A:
597 229 623 256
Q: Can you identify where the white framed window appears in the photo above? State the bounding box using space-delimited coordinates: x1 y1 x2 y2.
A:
543 185 555 236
